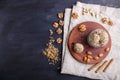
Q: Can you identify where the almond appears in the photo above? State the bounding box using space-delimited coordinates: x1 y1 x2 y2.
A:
87 51 92 55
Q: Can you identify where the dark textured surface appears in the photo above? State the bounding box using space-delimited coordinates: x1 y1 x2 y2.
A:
0 0 119 80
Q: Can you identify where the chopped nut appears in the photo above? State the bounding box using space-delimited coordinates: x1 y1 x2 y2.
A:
43 36 59 65
58 12 63 19
87 58 91 63
87 51 92 55
59 20 64 26
56 28 62 34
108 20 113 26
49 29 53 36
56 38 62 43
78 24 86 32
98 53 104 57
87 55 93 59
83 56 87 62
53 22 59 28
72 12 79 19
101 17 108 24
105 48 109 52
94 56 99 60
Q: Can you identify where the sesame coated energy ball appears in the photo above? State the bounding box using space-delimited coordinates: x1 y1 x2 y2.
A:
87 29 109 48
74 43 84 53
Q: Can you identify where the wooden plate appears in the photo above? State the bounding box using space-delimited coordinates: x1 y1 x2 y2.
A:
68 21 111 64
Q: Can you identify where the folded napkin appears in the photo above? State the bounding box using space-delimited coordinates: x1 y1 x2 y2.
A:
61 1 120 80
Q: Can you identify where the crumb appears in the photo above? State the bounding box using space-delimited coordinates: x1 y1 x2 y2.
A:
58 12 63 19
108 20 113 26
78 24 86 32
101 17 108 24
59 20 64 26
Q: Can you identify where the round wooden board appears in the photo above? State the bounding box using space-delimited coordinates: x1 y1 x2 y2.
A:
68 21 111 64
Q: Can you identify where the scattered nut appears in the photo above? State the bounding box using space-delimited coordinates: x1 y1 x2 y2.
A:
94 56 99 60
56 28 62 34
53 22 59 28
58 12 63 19
87 51 92 55
105 47 109 52
72 12 79 19
78 24 86 32
56 38 62 43
98 53 104 57
59 20 64 26
101 17 108 24
49 29 53 36
108 20 113 26
87 55 93 59
86 58 91 63
83 56 87 62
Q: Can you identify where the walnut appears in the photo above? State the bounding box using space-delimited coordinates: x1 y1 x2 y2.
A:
78 24 86 32
101 17 108 24
59 20 64 26
53 22 59 28
72 12 79 19
56 38 62 44
56 28 62 34
58 12 63 19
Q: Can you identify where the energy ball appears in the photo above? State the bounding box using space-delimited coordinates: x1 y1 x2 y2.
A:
87 29 109 48
74 43 84 53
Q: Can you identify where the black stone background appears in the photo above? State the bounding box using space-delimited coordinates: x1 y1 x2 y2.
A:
0 0 119 80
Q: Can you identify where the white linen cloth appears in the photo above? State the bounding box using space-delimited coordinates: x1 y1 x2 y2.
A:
61 1 120 80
